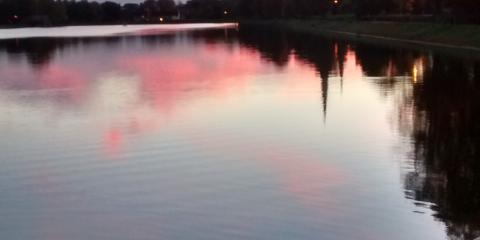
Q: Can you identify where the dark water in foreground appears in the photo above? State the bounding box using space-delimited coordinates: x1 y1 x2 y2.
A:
0 24 479 240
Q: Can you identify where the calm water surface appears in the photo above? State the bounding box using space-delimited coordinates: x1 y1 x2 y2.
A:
0 24 479 240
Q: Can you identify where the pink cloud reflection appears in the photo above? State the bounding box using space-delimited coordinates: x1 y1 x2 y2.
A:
117 45 264 111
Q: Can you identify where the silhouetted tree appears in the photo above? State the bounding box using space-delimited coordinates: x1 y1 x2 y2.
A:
123 3 141 22
101 1 122 23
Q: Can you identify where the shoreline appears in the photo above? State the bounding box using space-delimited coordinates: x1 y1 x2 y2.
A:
0 19 237 30
0 23 238 40
240 20 480 58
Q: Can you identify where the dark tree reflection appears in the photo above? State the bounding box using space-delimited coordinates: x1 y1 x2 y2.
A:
404 56 480 240
238 26 344 119
0 29 240 70
349 39 480 239
0 38 65 67
293 34 336 119
238 25 292 67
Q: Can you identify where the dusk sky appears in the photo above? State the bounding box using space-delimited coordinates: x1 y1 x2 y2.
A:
104 0 185 3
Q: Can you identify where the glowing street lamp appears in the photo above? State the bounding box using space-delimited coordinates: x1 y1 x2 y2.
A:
159 17 164 22
332 0 340 14
224 10 229 15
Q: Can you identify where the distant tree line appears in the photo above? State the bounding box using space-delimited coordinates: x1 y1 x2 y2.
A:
0 0 177 25
230 0 480 23
0 0 479 26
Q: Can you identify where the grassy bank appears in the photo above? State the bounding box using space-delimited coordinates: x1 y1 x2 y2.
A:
242 20 480 52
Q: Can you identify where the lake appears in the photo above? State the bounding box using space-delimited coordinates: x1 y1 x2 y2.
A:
0 24 479 240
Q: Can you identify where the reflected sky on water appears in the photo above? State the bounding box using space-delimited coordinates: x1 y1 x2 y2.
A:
0 24 479 240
